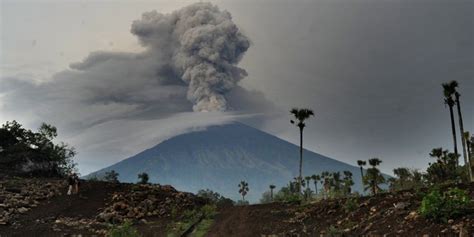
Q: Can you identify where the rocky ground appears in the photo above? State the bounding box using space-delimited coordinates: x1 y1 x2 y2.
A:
208 185 474 236
1 176 474 236
0 176 207 236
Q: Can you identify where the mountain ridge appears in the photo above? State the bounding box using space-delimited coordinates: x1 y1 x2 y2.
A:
86 122 373 202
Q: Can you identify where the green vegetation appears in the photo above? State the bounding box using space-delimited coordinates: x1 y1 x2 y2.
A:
344 197 359 213
420 187 471 222
196 189 234 207
363 158 385 195
167 205 217 237
357 160 366 191
290 107 315 193
388 168 425 191
0 120 76 177
104 170 120 183
426 148 459 184
137 172 149 184
107 221 141 237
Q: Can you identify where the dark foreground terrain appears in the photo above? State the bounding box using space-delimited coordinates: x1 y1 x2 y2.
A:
1 176 474 236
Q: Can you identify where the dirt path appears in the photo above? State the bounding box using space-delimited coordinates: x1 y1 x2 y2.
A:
206 203 300 237
0 181 121 236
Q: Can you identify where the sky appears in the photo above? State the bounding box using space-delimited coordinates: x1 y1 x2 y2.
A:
1 0 473 176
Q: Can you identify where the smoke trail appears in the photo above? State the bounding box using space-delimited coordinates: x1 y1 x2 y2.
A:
131 2 250 111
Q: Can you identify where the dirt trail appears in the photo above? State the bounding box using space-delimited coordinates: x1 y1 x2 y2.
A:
0 181 121 236
207 203 299 237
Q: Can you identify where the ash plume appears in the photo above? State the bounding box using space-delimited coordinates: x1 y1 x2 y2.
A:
131 2 250 111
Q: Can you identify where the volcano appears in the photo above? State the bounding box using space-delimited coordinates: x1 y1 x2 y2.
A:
86 123 369 202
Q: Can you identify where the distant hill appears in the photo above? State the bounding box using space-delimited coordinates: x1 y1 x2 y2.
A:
86 122 379 202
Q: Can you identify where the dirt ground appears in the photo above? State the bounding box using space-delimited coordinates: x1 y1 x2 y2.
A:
2 178 474 237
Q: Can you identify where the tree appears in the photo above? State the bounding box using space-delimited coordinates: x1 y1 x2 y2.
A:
311 174 320 195
426 148 458 184
0 120 76 176
331 172 342 194
393 168 410 188
442 81 459 165
364 158 385 195
269 184 276 201
290 108 315 193
451 81 472 181
259 191 272 204
389 168 426 191
321 171 332 198
357 160 366 192
197 189 234 207
342 171 354 195
238 180 249 201
137 172 149 184
466 132 473 167
104 170 119 183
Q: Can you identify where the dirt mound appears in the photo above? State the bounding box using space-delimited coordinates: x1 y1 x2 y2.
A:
0 177 206 236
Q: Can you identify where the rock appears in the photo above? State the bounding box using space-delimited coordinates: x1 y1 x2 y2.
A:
393 202 409 210
404 211 419 220
17 207 29 214
448 219 454 224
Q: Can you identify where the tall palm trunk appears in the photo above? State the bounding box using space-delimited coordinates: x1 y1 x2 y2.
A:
270 189 273 201
448 103 459 165
314 182 318 195
455 94 472 181
359 166 364 191
298 127 303 193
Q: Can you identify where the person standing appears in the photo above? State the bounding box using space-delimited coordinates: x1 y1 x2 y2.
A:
73 173 80 194
67 173 75 195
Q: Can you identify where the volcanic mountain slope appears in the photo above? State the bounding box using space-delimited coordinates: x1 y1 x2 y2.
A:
87 122 372 202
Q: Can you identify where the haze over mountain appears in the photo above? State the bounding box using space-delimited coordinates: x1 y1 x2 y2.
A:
87 122 374 202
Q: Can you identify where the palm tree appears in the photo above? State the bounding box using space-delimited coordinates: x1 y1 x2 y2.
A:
465 132 472 163
269 184 276 201
290 108 314 193
304 176 312 199
343 171 354 195
357 160 366 191
442 81 459 165
452 81 472 181
393 168 410 189
311 174 320 195
238 181 249 201
364 158 385 195
429 147 444 160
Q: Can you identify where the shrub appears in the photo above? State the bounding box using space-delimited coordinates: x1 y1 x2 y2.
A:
420 187 470 222
200 204 217 219
196 189 234 207
137 172 149 184
104 170 120 183
344 197 358 213
107 221 141 237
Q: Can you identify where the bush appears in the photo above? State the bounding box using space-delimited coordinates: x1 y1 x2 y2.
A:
137 172 149 184
200 204 217 219
196 189 234 208
107 221 141 237
104 170 120 183
420 187 471 222
344 197 358 213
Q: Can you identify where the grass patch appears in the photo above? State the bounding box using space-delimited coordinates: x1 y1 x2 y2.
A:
166 205 217 237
